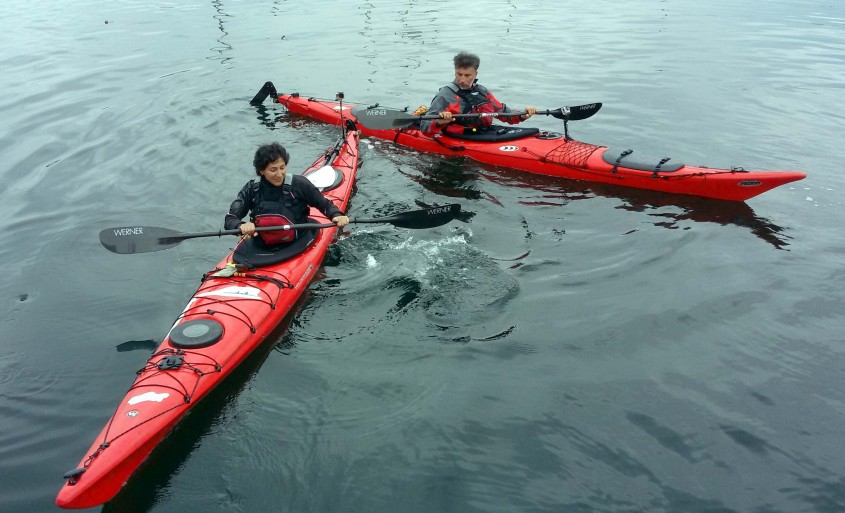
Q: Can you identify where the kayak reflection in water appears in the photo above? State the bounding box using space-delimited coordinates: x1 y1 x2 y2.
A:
224 142 350 247
420 51 538 135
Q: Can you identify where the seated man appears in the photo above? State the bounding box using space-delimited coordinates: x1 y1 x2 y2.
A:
420 51 537 135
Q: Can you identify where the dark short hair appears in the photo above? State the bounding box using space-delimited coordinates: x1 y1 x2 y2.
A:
453 52 480 70
253 142 290 175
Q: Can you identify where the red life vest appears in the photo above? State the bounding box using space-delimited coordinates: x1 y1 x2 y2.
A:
458 88 497 125
251 174 298 245
444 83 500 133
254 213 296 245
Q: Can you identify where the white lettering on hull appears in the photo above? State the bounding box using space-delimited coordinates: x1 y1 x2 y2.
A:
196 286 263 300
294 263 314 289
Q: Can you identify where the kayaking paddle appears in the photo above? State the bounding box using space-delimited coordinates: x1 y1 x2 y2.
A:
352 103 602 130
99 204 462 255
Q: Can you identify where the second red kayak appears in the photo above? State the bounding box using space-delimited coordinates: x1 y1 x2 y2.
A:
251 82 806 202
56 127 361 509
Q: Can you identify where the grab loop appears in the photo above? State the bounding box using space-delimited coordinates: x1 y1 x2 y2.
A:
612 149 633 174
63 467 86 485
652 157 671 178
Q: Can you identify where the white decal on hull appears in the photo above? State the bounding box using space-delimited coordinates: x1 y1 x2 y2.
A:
128 391 170 405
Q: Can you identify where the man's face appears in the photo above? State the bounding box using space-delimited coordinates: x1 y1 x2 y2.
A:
454 66 478 90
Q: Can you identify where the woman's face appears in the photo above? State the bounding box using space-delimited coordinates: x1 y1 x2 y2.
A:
260 158 287 186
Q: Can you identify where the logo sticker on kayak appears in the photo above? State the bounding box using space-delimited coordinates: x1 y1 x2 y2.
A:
499 145 520 152
196 286 263 300
738 180 762 187
333 106 349 111
128 391 170 405
294 263 314 289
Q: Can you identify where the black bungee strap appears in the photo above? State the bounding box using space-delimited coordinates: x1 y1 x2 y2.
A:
612 149 633 174
652 157 672 178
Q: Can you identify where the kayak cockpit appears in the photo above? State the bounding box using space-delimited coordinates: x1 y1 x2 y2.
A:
443 125 543 142
233 227 320 268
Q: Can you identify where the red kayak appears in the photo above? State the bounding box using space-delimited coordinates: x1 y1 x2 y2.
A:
251 82 806 202
56 127 361 509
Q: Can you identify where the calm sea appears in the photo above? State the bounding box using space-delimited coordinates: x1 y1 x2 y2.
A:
1 1 844 512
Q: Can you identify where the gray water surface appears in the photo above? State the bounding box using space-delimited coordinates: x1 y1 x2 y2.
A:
1 1 844 512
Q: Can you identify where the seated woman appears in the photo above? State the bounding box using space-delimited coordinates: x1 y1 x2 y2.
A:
225 142 349 267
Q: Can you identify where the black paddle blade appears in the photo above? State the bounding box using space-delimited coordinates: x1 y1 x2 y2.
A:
99 226 184 254
351 105 413 130
550 103 602 121
370 204 461 229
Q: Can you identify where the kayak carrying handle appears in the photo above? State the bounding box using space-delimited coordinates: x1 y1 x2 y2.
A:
63 467 86 484
652 157 672 178
612 149 633 174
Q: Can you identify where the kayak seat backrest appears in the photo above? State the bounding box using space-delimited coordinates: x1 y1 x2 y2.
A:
303 165 343 192
233 225 319 269
602 148 685 173
446 125 540 142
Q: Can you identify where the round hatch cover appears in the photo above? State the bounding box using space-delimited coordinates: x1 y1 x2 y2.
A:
169 319 224 349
